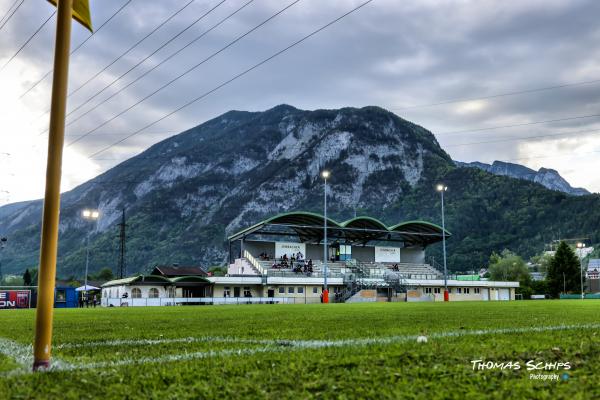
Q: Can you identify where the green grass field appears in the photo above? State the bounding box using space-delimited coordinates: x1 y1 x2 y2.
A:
1 301 600 399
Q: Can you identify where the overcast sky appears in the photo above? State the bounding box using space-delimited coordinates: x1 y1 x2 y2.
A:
1 0 600 205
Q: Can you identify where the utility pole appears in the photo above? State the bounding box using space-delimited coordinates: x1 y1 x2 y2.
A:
0 237 6 283
118 208 128 279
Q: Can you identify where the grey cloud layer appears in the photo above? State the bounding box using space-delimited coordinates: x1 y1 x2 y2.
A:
3 0 600 191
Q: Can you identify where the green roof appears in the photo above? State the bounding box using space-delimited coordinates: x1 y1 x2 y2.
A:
228 211 451 247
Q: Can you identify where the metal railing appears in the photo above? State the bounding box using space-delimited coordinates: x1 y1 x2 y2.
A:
101 296 326 306
266 270 344 278
243 250 266 275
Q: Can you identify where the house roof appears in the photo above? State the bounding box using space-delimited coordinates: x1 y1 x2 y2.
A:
101 274 210 288
101 275 172 288
227 211 450 247
151 266 207 277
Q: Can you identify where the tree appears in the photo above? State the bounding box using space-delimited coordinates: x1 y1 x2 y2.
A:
547 241 582 298
530 252 553 273
23 269 32 286
488 250 530 282
208 266 227 277
95 267 114 282
488 250 533 298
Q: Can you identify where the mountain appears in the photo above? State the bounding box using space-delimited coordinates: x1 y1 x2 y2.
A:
1 105 599 277
455 160 590 196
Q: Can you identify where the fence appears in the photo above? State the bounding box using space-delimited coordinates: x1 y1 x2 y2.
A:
101 296 324 307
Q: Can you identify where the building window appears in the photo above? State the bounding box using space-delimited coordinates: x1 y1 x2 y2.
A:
288 287 294 294
131 288 142 298
297 287 304 294
148 288 159 298
167 287 176 297
464 288 470 294
474 288 480 294
424 287 432 294
224 287 231 297
243 287 252 297
434 287 441 294
456 288 462 294
312 287 318 294
55 289 66 303
279 287 285 294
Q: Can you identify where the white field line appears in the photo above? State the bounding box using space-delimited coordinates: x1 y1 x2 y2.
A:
3 323 599 376
55 336 268 350
0 338 74 376
56 322 600 351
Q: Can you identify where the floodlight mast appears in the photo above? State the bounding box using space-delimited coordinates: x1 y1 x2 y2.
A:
577 242 585 300
437 184 449 301
82 209 100 302
322 170 330 304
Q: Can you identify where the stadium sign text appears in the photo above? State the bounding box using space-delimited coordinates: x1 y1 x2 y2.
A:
275 242 306 259
0 290 31 309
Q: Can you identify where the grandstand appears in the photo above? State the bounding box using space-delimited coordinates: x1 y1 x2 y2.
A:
102 211 519 305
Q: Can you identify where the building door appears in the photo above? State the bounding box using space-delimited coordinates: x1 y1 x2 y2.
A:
234 287 240 297
499 289 510 301
267 289 274 298
482 288 489 301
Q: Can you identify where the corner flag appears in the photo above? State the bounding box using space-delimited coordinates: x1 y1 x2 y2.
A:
33 0 93 371
47 0 93 32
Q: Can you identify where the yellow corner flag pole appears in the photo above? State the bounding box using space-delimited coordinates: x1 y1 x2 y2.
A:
32 0 74 371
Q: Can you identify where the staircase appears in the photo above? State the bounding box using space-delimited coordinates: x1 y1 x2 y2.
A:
341 260 408 302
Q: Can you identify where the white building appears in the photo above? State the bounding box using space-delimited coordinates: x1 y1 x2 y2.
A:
102 212 518 306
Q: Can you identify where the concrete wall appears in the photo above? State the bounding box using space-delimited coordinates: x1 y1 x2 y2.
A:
352 246 375 262
102 285 171 299
213 284 264 298
244 241 275 258
306 244 322 261
401 246 425 263
243 241 427 265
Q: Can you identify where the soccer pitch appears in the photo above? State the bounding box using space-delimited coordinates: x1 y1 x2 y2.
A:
1 301 599 399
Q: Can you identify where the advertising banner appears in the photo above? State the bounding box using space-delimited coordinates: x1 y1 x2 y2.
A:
0 290 31 309
275 242 306 259
375 246 401 263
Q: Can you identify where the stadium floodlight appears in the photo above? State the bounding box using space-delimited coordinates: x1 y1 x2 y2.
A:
322 170 330 303
577 242 586 300
82 209 100 220
81 208 100 302
436 184 449 301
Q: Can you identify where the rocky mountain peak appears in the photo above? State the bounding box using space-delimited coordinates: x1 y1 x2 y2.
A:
455 160 590 196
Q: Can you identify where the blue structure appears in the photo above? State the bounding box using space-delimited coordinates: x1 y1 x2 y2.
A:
54 286 77 308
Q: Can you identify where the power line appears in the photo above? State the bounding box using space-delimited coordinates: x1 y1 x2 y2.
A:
68 0 302 147
436 113 600 136
19 0 134 100
0 0 20 26
65 130 179 137
0 10 56 72
0 0 23 32
63 0 196 102
445 127 600 148
36 0 196 127
63 0 229 125
391 78 600 112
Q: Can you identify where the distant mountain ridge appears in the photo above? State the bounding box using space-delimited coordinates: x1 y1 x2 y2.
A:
455 160 590 196
1 105 599 277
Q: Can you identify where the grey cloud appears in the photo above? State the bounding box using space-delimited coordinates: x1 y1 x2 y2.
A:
3 0 600 193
